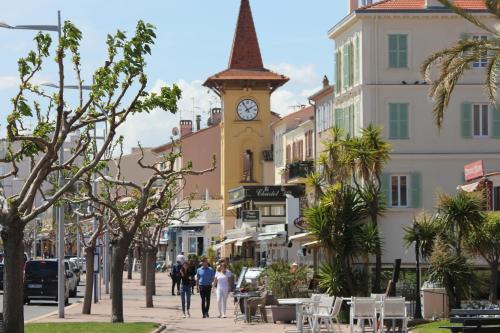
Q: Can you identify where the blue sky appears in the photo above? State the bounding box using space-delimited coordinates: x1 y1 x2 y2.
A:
1 0 348 151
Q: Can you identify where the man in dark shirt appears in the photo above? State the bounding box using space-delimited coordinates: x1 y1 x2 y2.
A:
196 257 215 318
170 260 182 296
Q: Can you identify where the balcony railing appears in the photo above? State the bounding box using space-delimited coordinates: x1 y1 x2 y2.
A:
284 160 314 182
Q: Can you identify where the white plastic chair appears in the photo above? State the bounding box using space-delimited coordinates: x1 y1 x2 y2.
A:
350 297 377 333
310 295 336 333
380 297 408 333
303 294 323 330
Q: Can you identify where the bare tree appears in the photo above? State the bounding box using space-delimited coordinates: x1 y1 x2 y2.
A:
0 20 181 333
81 143 215 322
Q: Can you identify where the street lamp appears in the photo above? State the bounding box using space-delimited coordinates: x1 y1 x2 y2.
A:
0 11 66 319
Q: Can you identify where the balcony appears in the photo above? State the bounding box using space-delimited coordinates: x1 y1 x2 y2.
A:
284 160 314 183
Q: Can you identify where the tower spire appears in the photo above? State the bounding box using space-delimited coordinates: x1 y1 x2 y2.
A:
228 0 264 70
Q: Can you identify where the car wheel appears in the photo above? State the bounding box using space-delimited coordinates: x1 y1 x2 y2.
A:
24 298 30 305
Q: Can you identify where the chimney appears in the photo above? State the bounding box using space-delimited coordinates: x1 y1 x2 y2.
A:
196 115 201 131
207 108 222 126
322 75 330 88
349 0 358 12
180 120 193 137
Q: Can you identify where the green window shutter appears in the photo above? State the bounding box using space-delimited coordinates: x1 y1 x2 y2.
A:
380 173 390 206
410 172 422 208
354 37 360 84
388 35 398 68
335 108 342 129
335 51 341 94
343 45 349 88
349 42 354 87
399 34 408 68
399 103 409 139
389 103 399 138
491 104 500 138
461 102 472 138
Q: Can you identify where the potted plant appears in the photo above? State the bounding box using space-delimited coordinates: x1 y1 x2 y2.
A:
260 260 308 324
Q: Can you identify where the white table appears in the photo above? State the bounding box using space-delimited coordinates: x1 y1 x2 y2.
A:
278 298 318 333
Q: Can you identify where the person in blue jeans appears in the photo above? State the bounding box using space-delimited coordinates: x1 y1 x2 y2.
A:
196 257 215 318
179 262 195 318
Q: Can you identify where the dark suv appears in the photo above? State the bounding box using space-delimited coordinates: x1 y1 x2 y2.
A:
23 260 70 304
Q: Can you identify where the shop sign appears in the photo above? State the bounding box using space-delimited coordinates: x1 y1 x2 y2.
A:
242 210 260 222
464 160 484 182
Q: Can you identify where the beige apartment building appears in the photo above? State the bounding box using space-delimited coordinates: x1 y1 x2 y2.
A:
329 0 498 267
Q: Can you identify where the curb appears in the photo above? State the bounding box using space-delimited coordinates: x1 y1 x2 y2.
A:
24 301 82 324
152 324 167 333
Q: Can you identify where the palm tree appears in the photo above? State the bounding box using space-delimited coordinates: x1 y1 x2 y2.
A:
436 191 485 256
421 0 499 128
465 212 500 303
403 212 438 319
346 125 391 292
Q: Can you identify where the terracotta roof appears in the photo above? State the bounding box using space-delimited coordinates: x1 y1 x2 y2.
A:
152 125 219 154
229 0 263 70
359 0 488 10
204 0 288 91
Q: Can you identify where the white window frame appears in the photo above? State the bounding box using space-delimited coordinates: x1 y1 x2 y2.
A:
187 236 198 255
387 32 410 69
472 103 490 138
472 34 488 68
390 174 409 208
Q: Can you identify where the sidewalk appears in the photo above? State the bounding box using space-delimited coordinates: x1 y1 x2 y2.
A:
32 272 350 332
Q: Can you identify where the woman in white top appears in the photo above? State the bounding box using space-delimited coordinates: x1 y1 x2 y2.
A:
213 263 233 318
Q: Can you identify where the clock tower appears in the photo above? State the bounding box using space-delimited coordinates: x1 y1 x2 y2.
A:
204 0 288 242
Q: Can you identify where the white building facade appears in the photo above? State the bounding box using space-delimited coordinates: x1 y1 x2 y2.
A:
328 0 498 266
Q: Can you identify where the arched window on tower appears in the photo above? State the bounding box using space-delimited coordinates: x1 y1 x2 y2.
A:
242 149 254 182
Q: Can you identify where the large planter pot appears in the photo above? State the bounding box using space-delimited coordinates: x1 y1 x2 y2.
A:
265 304 296 324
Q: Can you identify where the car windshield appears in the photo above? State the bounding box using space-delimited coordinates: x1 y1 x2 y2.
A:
25 261 58 279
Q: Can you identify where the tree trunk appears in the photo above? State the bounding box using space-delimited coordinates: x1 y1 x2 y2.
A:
152 247 158 296
82 245 95 314
127 247 133 280
414 243 423 319
489 262 499 304
145 248 155 308
372 213 382 293
2 220 25 333
140 245 145 286
111 237 130 323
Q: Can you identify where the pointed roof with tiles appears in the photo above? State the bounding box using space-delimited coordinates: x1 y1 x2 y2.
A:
204 0 288 93
358 0 488 11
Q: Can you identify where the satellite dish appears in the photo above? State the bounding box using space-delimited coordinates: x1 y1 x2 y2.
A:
172 127 179 136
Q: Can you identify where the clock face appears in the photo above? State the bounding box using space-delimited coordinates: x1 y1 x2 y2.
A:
237 99 259 121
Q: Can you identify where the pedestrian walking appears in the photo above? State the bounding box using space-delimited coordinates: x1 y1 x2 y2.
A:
196 257 215 318
170 260 182 296
176 251 187 264
213 262 233 318
188 259 197 294
179 262 195 318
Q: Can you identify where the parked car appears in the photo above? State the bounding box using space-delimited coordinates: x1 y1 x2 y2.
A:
0 263 3 290
69 257 85 272
64 261 78 297
23 259 70 305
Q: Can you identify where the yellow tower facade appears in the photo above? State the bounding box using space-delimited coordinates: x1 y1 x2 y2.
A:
204 0 288 248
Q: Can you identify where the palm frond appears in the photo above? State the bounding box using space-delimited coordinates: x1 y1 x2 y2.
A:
485 52 500 103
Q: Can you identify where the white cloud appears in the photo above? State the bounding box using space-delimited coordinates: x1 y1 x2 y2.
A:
117 79 219 153
0 76 19 90
268 63 320 87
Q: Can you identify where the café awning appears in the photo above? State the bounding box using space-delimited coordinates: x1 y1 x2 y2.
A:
458 181 481 193
288 232 312 242
235 236 253 246
258 232 284 242
303 240 321 248
214 238 238 250
226 203 242 211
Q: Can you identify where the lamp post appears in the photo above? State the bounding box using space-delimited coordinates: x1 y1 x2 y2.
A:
0 10 67 319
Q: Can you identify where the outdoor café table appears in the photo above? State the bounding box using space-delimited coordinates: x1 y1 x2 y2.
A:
278 298 318 333
234 292 260 323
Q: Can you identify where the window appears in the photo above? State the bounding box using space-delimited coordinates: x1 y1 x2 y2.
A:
261 205 286 217
298 140 304 161
472 35 488 68
388 34 408 68
391 175 408 207
389 103 409 139
285 144 291 163
305 130 314 158
473 104 489 137
188 237 197 254
354 36 360 84
335 50 342 94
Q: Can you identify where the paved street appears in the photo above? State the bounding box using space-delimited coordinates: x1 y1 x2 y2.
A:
0 282 84 321
32 272 351 332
